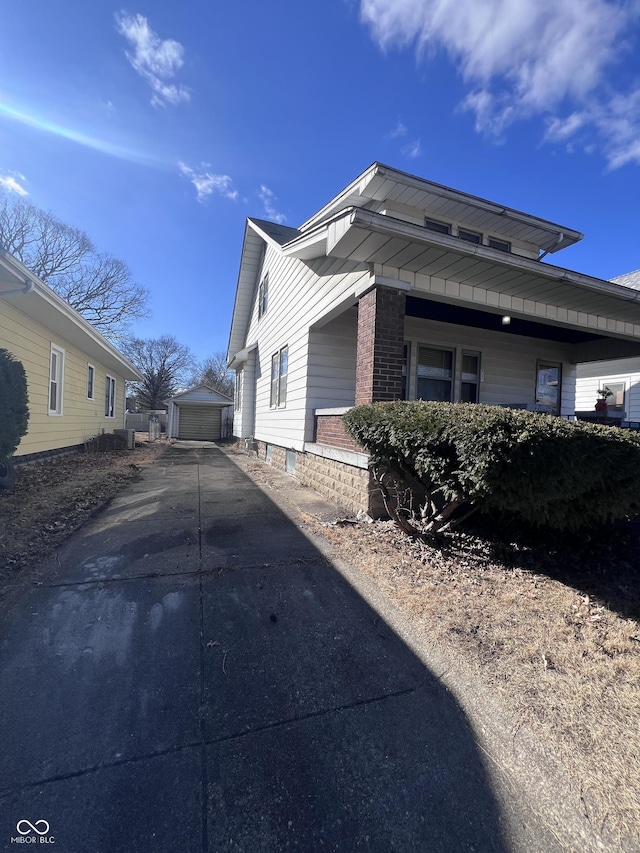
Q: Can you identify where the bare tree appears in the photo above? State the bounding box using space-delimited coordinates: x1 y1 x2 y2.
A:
0 191 149 340
124 335 195 410
191 351 234 398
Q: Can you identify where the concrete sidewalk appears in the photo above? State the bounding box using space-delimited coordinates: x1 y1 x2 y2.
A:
0 443 559 852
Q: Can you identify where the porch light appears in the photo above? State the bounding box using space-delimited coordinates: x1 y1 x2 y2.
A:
501 315 511 325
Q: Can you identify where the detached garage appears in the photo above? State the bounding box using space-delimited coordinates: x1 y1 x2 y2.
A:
167 386 233 441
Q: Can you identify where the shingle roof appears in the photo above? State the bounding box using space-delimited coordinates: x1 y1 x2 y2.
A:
247 218 300 246
611 269 640 291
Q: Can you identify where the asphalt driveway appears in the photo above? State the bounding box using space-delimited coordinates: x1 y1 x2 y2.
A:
0 443 559 852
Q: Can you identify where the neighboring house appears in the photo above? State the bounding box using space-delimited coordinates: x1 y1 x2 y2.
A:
227 163 640 514
576 269 640 422
167 385 233 441
0 247 142 459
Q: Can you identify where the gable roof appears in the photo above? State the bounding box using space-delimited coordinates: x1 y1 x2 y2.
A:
168 384 233 404
0 248 142 380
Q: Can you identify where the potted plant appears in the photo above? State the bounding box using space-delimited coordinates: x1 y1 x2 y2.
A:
595 386 613 413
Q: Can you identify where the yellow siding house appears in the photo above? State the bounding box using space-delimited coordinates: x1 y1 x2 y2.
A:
0 248 142 458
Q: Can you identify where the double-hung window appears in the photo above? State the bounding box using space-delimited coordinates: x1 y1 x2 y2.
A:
49 344 65 415
105 375 116 418
417 347 454 401
270 346 288 407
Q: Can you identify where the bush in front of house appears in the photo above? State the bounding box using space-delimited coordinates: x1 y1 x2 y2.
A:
343 401 640 536
0 348 29 488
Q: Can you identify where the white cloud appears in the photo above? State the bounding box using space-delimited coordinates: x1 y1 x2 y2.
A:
0 174 28 195
360 0 640 167
178 162 238 203
115 12 190 108
388 119 407 139
259 185 287 224
403 139 422 158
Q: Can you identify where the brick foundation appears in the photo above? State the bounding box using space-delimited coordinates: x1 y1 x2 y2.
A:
315 414 363 453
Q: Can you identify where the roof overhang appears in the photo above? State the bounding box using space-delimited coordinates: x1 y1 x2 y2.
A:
0 249 143 381
299 163 582 254
284 208 640 338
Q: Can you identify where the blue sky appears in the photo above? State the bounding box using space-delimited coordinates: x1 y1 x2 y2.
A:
1 0 640 361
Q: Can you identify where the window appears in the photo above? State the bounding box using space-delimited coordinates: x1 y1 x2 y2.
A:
603 381 625 413
87 364 95 400
417 347 454 401
105 375 116 418
234 369 242 411
488 237 511 253
425 218 451 235
461 351 481 403
258 274 269 318
270 346 288 407
536 360 562 416
49 344 65 415
459 228 482 244
402 343 410 400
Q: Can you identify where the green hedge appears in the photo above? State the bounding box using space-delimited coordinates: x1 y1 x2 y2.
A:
343 401 640 533
0 348 29 459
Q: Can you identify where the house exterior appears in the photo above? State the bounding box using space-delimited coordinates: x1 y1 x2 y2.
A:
167 385 233 440
227 163 640 514
575 269 640 423
0 247 142 459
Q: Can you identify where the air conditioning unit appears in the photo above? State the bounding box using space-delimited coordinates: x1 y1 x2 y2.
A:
114 429 135 449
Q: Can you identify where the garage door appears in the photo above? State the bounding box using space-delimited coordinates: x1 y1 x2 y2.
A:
177 405 222 440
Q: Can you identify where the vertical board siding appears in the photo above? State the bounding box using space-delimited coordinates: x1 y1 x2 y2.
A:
1 299 126 455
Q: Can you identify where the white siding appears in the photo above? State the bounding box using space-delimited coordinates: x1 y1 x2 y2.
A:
243 243 369 450
404 317 576 416
576 360 640 420
233 350 257 439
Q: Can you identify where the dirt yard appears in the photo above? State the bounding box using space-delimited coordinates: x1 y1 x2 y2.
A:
0 438 167 586
1 441 639 849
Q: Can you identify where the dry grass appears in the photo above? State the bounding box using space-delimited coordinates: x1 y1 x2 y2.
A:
310 516 640 849
0 439 167 583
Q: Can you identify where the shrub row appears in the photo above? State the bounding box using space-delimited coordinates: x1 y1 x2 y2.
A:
343 401 640 533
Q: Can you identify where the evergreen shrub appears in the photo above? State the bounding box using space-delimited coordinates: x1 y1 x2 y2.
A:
343 401 640 534
0 348 29 460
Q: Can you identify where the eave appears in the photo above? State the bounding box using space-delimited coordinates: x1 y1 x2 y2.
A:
299 163 582 254
0 249 142 381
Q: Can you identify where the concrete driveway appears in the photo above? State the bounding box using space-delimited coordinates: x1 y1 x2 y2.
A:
0 443 558 852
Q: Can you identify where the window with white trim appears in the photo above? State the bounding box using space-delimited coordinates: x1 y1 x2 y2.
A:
87 364 95 400
105 375 116 418
425 218 451 234
49 344 65 415
417 346 454 401
270 346 288 408
459 228 482 245
235 369 242 411
488 236 511 253
461 351 481 403
258 274 269 318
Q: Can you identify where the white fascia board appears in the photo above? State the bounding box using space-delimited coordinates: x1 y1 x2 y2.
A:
345 208 640 308
0 249 142 381
226 221 265 363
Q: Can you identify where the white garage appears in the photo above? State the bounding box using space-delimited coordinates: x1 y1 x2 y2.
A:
167 386 233 441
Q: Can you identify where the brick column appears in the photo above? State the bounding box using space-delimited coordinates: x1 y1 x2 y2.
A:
355 285 406 405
